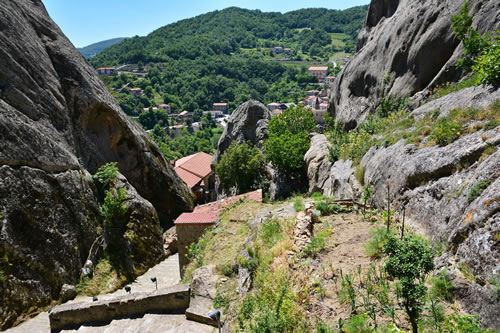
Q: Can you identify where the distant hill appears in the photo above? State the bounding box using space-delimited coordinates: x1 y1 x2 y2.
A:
91 6 368 122
78 37 126 58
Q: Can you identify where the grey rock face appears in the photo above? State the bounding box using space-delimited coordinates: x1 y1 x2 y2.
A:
329 0 500 128
411 86 500 120
360 127 500 328
304 134 362 199
212 100 271 164
212 100 272 197
0 0 193 328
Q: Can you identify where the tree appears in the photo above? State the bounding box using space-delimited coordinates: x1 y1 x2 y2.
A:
264 104 315 175
383 234 435 333
214 142 265 194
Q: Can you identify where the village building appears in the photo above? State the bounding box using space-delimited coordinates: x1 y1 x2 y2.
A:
175 189 263 276
272 109 283 117
272 46 284 53
129 88 143 96
203 110 224 118
319 102 328 111
178 110 193 123
211 103 228 113
97 67 116 75
306 90 320 97
169 124 184 138
158 104 171 112
324 76 336 86
174 152 215 204
308 66 329 82
267 102 282 111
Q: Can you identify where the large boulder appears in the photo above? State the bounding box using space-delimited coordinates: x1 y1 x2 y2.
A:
329 0 500 128
212 100 271 197
212 100 271 164
0 0 193 328
304 134 362 199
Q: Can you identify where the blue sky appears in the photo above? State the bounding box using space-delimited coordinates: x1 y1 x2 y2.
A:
42 0 370 48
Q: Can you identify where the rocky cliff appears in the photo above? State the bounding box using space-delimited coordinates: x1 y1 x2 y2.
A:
309 0 500 325
0 0 194 329
329 0 500 128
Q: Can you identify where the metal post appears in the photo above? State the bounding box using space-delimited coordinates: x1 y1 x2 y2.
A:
401 206 405 239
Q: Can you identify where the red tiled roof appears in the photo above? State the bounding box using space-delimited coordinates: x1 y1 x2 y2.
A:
174 166 202 188
308 66 329 71
175 152 212 178
175 212 219 224
194 189 263 215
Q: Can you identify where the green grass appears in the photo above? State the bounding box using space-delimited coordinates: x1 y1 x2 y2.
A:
293 196 304 212
76 258 125 296
431 75 478 99
364 227 392 258
467 179 492 202
301 228 333 257
259 218 283 248
430 269 454 302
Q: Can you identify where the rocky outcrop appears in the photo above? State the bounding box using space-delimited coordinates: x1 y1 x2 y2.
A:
329 0 500 128
304 134 362 199
359 126 500 328
212 100 271 164
0 0 193 329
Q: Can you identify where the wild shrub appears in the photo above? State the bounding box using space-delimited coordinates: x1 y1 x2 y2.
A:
259 218 282 248
441 314 485 333
93 162 119 188
364 227 392 258
468 179 491 202
293 196 304 212
343 313 371 333
301 229 332 257
430 269 454 302
383 234 435 333
316 201 342 216
430 119 462 146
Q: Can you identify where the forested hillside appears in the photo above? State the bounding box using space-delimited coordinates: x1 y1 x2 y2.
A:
91 6 367 116
78 37 126 58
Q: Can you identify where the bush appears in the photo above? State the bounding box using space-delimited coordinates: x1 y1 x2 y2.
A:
384 234 435 333
301 229 332 257
215 141 265 194
259 218 282 248
442 314 485 333
264 105 315 175
316 201 342 216
430 120 462 146
473 35 500 84
364 227 392 258
293 196 304 212
93 162 119 188
430 269 454 302
467 179 491 202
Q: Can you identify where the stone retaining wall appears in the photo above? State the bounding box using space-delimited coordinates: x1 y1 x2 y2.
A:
49 284 190 332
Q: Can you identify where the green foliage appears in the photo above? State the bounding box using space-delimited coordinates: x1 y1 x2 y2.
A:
338 273 357 314
467 179 491 202
93 162 119 188
376 95 407 118
343 313 371 333
442 314 485 333
138 108 169 129
473 35 500 85
384 234 435 333
355 165 364 185
215 142 266 194
301 228 332 257
259 218 282 248
451 1 500 84
264 105 315 175
430 269 454 302
364 227 392 258
431 75 478 99
484 119 500 130
311 191 324 201
316 201 343 216
92 6 368 115
76 258 123 296
100 188 128 227
430 119 462 146
293 196 305 212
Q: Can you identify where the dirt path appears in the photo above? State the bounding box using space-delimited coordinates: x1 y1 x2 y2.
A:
5 254 214 333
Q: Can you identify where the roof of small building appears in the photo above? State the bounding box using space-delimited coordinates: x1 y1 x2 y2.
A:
308 66 329 71
175 189 263 225
179 110 191 116
174 212 219 224
174 152 213 188
213 103 227 106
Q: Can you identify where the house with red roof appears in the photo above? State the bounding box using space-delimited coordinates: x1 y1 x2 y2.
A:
308 66 329 82
174 152 215 204
211 103 228 113
175 189 263 276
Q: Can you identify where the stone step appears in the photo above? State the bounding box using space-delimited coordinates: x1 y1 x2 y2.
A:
185 296 218 327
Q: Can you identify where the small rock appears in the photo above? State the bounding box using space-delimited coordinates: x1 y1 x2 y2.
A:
60 284 77 303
